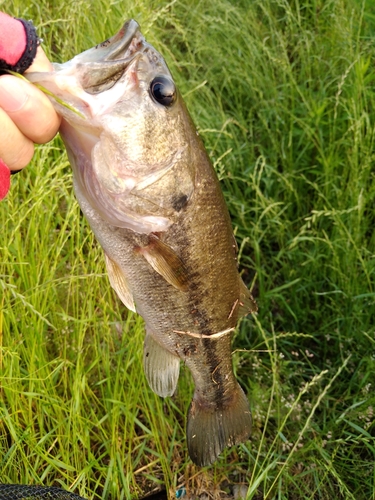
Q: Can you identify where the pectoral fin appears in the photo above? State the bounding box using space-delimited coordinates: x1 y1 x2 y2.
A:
137 234 189 292
105 254 136 312
143 330 180 397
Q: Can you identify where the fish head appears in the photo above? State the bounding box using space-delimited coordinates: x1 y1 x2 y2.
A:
28 20 197 233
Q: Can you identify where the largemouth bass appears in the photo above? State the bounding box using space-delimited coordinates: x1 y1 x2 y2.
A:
28 20 257 466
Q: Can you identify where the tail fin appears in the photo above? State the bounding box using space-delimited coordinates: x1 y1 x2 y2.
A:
186 384 251 466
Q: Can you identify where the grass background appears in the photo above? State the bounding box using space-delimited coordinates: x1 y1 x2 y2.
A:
1 0 375 498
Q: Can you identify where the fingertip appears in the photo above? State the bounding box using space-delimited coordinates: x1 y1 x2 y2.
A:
18 79 61 142
32 96 61 143
0 75 29 113
0 107 36 170
9 138 35 171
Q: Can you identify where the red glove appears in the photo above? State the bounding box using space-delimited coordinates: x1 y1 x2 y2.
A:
0 12 38 200
0 158 10 200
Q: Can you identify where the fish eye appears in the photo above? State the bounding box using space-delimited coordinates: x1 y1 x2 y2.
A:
150 76 176 106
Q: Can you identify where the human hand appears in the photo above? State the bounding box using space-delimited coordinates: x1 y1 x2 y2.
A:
0 12 61 200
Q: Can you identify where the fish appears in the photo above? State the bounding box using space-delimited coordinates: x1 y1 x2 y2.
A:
28 19 257 466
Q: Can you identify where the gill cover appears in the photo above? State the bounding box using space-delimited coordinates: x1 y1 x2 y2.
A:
28 20 193 234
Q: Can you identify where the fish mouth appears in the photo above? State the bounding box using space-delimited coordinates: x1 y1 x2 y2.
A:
76 19 144 94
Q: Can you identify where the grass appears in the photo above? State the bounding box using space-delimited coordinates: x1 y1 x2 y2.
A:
1 0 375 498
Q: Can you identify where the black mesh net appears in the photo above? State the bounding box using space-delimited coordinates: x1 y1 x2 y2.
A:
0 485 88 500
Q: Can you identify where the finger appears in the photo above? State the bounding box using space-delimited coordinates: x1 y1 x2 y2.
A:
0 74 61 144
0 106 34 170
25 45 54 73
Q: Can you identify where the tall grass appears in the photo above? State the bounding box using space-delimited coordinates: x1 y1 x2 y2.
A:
1 0 374 498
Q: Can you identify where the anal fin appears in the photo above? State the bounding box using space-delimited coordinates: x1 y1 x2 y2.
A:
143 330 180 397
